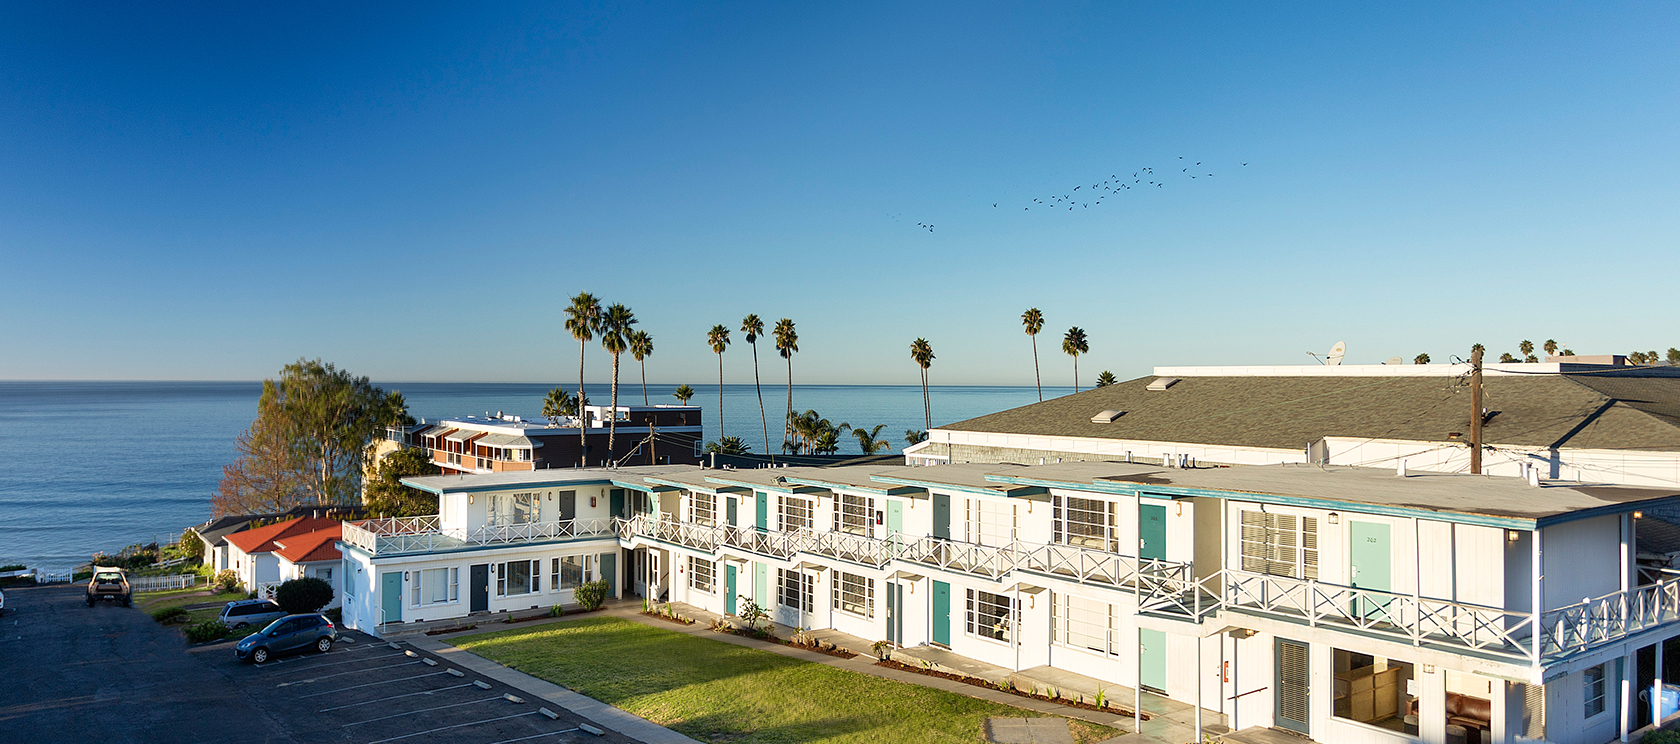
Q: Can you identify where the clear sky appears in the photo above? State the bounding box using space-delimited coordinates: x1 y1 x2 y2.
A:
3 2 1676 385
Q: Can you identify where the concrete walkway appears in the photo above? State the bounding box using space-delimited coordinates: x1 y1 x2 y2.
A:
426 599 1242 743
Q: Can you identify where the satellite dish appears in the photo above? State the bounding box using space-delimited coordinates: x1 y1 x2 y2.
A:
1385 356 1403 365
1326 341 1346 366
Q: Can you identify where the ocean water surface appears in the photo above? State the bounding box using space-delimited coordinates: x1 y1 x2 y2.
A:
0 381 1065 571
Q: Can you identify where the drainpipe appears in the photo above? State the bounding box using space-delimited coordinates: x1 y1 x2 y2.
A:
1134 624 1144 739
1530 529 1542 665
1194 635 1203 741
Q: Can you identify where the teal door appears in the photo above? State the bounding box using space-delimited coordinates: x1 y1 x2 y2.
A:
887 501 903 534
932 580 951 646
755 563 768 609
932 494 951 539
1350 521 1392 620
1139 503 1167 562
727 497 738 526
600 553 617 598
756 492 769 531
1139 628 1167 691
380 571 403 624
610 489 625 518
725 564 738 615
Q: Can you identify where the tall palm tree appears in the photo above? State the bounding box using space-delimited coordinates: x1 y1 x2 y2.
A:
910 338 935 432
600 304 636 462
1021 308 1044 402
741 314 770 459
1063 327 1088 392
673 385 694 405
630 330 654 404
707 325 731 446
773 318 798 452
564 293 602 465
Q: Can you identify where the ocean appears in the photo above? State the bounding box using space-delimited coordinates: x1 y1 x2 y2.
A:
0 380 1064 571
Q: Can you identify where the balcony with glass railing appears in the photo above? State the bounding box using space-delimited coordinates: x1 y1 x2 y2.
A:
341 515 619 556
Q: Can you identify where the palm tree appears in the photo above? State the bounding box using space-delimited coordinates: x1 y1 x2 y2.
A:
1095 371 1117 387
673 385 694 405
707 324 731 446
1543 339 1559 357
1022 308 1044 402
705 436 751 455
773 318 798 452
564 293 602 465
910 338 935 431
904 429 927 447
1062 327 1088 392
541 387 573 426
630 330 654 404
741 314 771 458
852 424 889 455
1414 353 1431 364
1519 339 1536 363
600 304 636 462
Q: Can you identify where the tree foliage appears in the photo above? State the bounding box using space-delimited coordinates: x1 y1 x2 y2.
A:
275 576 335 614
214 360 407 517
363 446 442 517
705 436 751 455
852 424 890 455
1095 371 1117 387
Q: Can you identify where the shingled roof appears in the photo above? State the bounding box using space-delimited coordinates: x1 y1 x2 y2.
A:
940 368 1680 452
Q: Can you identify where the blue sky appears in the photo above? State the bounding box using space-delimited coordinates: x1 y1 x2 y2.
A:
3 2 1676 385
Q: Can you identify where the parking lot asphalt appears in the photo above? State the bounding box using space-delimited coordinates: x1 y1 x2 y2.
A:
0 585 634 744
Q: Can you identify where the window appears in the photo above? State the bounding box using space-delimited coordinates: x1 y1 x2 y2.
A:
549 555 591 590
781 495 814 532
1332 649 1417 734
1050 593 1113 655
832 571 874 618
414 567 458 606
628 491 652 518
489 493 539 526
779 569 814 612
835 493 874 536
689 557 715 594
691 491 716 526
315 567 333 583
969 498 1018 546
1240 510 1319 579
1584 664 1608 718
497 560 539 596
1054 495 1117 551
966 589 1015 643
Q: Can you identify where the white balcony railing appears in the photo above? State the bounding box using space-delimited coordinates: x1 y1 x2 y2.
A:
342 515 617 556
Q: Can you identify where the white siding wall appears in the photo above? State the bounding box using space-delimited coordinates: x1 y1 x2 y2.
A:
1542 516 1622 612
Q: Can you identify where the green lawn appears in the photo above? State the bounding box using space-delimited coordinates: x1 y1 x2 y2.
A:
454 617 1118 744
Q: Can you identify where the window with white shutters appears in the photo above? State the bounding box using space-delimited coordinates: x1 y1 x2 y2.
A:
970 499 1017 546
690 491 716 526
1054 495 1117 551
1240 510 1318 579
1050 592 1114 654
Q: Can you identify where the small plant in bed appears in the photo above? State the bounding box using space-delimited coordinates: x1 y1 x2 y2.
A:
150 606 190 624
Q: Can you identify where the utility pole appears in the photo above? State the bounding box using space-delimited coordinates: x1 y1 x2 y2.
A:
1470 346 1484 475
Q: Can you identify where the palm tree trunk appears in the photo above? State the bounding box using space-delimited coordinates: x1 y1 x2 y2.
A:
717 353 725 447
752 342 770 460
640 359 649 405
784 357 793 453
1031 335 1042 402
1073 355 1079 393
609 353 620 463
923 368 932 431
578 340 588 467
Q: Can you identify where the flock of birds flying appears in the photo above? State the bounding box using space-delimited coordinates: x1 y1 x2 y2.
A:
904 157 1248 232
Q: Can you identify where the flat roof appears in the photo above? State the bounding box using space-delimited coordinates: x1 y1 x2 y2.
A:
984 461 1680 528
403 465 701 494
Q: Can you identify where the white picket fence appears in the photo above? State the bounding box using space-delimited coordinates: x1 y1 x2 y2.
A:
129 574 201 592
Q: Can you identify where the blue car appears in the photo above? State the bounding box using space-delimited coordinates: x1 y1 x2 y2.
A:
234 613 337 664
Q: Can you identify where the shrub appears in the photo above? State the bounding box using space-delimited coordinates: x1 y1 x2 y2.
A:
151 606 190 624
0 564 26 572
214 570 240 593
738 597 769 631
709 617 734 633
548 605 565 618
1644 731 1680 744
185 620 230 643
872 639 892 658
573 580 608 611
274 576 334 614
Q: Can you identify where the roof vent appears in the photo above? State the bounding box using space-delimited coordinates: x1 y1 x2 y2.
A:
1090 410 1125 424
1147 378 1180 391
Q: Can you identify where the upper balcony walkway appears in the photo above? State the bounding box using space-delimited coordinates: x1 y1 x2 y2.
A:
343 513 1680 668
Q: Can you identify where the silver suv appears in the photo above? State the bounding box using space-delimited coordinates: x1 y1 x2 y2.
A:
218 599 285 630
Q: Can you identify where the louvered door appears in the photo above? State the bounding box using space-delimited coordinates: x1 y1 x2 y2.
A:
1275 638 1311 734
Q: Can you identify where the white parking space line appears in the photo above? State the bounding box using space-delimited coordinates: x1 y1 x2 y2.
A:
342 696 504 726
482 730 581 744
276 659 423 687
365 711 539 744
317 682 478 713
268 651 406 674
299 670 451 698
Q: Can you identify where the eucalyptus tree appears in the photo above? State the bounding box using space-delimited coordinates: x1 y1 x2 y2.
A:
910 338 935 431
673 385 695 405
741 314 770 457
600 304 637 460
707 324 731 442
1062 327 1088 392
1022 308 1045 401
630 330 654 404
564 293 602 465
773 318 799 451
